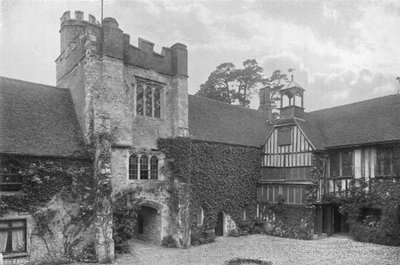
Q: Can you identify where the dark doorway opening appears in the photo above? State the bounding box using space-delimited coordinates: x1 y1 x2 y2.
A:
318 204 349 236
215 211 224 236
136 206 161 243
138 214 144 234
333 206 349 233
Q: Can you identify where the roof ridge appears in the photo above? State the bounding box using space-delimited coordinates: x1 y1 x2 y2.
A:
189 94 265 114
307 93 400 114
0 76 68 91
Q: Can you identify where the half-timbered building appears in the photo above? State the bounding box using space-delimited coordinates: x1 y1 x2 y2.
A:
258 78 400 236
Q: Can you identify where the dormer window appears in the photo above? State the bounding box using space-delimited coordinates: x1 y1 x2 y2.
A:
135 79 163 118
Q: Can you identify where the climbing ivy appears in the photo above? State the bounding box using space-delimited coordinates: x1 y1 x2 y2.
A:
342 176 400 246
112 188 142 254
158 138 261 230
0 154 96 261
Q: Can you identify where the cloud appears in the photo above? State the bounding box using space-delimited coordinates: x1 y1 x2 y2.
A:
307 69 397 111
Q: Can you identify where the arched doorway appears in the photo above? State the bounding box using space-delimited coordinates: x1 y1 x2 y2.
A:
136 201 163 244
215 211 224 237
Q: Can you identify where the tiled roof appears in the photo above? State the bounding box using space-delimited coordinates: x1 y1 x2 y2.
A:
298 94 400 149
0 77 87 157
188 95 272 147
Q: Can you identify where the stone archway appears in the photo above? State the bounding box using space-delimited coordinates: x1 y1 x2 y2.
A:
136 200 163 244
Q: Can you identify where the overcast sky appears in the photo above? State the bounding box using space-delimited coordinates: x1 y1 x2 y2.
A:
1 0 400 111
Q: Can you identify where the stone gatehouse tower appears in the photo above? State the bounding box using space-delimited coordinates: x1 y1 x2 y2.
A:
56 10 190 249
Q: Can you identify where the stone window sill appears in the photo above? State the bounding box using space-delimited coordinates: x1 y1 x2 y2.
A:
128 179 163 182
3 252 28 259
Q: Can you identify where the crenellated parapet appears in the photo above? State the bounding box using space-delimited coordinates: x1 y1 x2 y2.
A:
57 10 187 79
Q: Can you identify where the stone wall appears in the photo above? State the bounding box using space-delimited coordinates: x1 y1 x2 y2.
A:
0 155 95 264
54 9 191 252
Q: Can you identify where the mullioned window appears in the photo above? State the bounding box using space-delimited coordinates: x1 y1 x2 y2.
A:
135 79 163 119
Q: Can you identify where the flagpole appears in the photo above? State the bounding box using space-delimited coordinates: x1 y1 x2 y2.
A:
101 0 104 24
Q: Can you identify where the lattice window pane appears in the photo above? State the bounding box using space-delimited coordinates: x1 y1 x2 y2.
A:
129 154 138 180
0 174 23 192
330 152 340 177
136 82 144 115
145 85 153 117
150 156 158 180
140 155 149 180
377 147 392 175
154 87 161 118
342 150 353 177
0 219 26 254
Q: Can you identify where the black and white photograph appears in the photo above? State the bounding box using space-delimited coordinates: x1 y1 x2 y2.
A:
0 0 400 264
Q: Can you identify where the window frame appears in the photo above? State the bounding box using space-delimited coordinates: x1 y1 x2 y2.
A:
329 150 353 178
139 155 149 180
0 219 27 256
277 127 292 146
377 146 393 176
0 173 23 193
134 78 164 119
128 154 139 180
128 153 160 181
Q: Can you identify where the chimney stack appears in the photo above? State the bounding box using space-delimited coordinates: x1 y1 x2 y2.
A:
258 87 273 121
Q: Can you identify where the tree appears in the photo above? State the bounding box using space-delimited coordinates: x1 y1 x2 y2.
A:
196 63 236 104
233 59 265 107
196 60 266 107
264 70 289 110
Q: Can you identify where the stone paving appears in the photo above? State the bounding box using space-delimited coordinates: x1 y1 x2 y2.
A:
105 234 400 265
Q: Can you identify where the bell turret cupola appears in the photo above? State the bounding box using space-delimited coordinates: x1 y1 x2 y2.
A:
279 75 305 120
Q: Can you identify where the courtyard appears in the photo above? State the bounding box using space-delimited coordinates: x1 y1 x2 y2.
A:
104 234 400 265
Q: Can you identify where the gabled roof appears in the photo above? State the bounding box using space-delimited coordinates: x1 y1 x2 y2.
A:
188 95 272 147
285 94 400 150
0 77 87 157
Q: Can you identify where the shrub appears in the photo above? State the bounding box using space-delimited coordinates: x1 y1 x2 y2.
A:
342 176 400 246
349 220 400 246
252 225 264 234
77 241 97 262
162 235 178 248
191 225 216 245
237 220 254 235
113 188 142 253
228 229 239 237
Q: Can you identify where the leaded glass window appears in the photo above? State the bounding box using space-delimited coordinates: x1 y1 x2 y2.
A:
377 146 393 176
150 156 158 180
154 87 161 118
341 150 353 177
136 82 144 115
145 85 153 117
0 219 26 255
140 155 149 180
129 154 138 180
135 79 163 118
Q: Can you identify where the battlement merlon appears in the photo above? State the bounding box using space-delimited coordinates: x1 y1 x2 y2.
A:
102 17 188 77
60 11 101 53
58 11 188 77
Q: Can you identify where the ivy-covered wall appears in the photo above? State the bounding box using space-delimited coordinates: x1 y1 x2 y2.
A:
0 154 96 263
158 138 261 234
343 176 400 246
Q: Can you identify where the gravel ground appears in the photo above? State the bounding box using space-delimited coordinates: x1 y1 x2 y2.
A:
103 234 400 265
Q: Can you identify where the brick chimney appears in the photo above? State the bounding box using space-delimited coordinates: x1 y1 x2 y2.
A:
258 87 273 121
